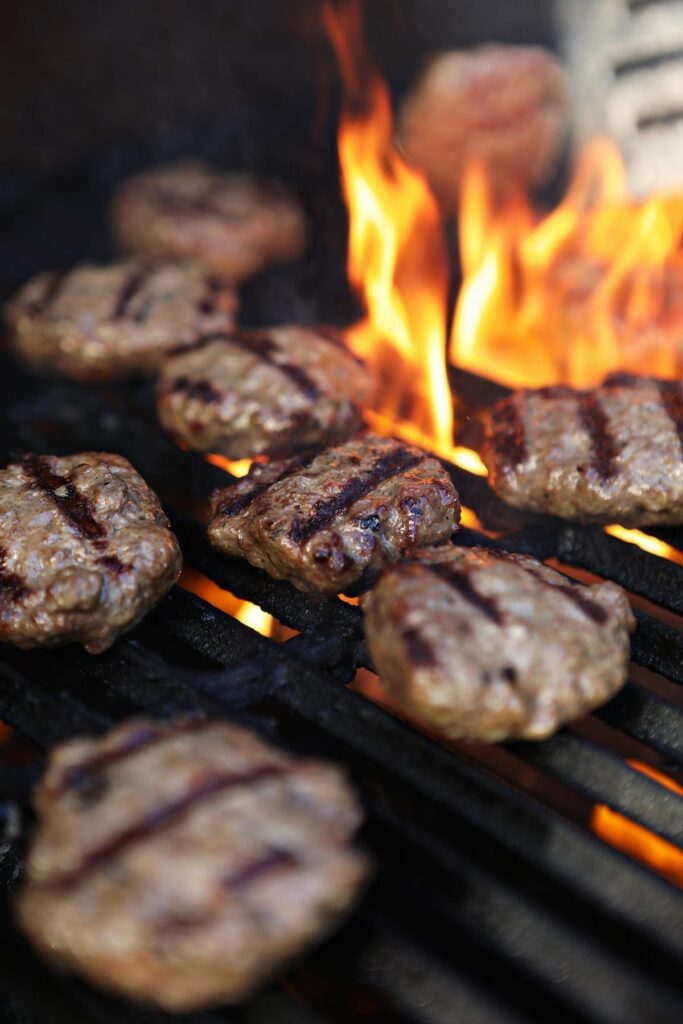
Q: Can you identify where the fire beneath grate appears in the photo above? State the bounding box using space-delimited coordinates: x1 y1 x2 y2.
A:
1 348 683 1024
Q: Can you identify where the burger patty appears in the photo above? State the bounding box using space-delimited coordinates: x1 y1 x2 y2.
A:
483 375 683 525
362 545 634 742
0 453 181 653
5 260 237 382
207 435 460 595
397 45 567 208
111 160 307 282
156 326 373 458
15 717 368 1012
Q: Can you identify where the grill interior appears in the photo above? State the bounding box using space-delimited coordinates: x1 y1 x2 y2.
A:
1 160 683 1024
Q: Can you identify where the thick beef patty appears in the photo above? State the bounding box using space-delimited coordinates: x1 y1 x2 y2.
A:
484 375 683 525
207 435 460 595
5 260 237 382
111 160 307 282
363 545 634 742
0 453 181 653
16 717 368 1011
156 326 373 457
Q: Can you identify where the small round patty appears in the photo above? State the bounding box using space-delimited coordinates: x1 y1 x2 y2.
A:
0 453 181 653
483 375 683 525
207 434 460 595
15 717 368 1011
111 160 307 282
362 545 634 742
156 326 373 457
5 260 237 382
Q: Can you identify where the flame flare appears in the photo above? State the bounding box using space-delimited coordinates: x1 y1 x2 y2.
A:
451 138 683 387
326 0 453 456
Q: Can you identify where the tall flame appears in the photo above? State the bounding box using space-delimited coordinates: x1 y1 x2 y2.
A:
452 138 683 387
325 0 453 455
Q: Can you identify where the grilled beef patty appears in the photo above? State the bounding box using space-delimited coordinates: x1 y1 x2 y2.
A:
0 453 181 653
484 375 683 525
156 326 373 458
398 45 567 208
5 260 237 382
363 545 634 742
207 435 460 595
111 160 307 282
16 717 368 1011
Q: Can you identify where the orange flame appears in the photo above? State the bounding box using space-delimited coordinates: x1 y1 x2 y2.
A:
592 760 683 887
179 568 274 638
451 138 683 387
326 0 453 457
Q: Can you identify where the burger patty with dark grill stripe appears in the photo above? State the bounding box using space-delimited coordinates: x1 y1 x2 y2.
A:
483 375 683 525
111 159 307 282
156 326 373 458
0 453 181 653
5 260 237 381
362 545 634 742
16 717 368 1012
207 435 461 594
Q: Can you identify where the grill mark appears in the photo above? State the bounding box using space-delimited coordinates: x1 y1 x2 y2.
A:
0 544 28 604
289 447 423 544
516 562 609 625
402 627 438 667
48 764 288 890
96 554 131 575
111 267 150 320
577 394 618 483
22 456 105 539
425 562 504 625
222 849 297 891
170 376 223 404
490 400 527 469
226 331 321 401
151 184 226 219
216 445 327 518
317 326 365 367
55 718 212 796
27 270 68 316
658 380 683 453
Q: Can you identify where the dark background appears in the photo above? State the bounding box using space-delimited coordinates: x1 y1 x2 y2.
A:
0 0 557 317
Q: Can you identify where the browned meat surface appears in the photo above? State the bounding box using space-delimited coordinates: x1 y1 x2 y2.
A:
15 717 368 1012
156 326 373 458
4 260 237 382
363 545 634 742
111 160 307 282
483 375 683 525
0 453 181 653
207 435 460 595
397 45 568 208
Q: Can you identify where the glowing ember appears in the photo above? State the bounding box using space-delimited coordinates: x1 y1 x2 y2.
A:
205 453 253 478
451 138 683 387
179 568 274 638
325 0 453 457
592 760 683 887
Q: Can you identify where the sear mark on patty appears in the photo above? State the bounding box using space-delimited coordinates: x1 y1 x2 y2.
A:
221 848 298 892
577 393 617 483
402 627 438 667
216 445 327 518
289 447 423 543
110 267 151 320
49 764 289 891
0 544 29 603
26 269 69 317
22 455 105 539
170 376 223 404
197 331 321 401
425 561 504 624
490 399 527 469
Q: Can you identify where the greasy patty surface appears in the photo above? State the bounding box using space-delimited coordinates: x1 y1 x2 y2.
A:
484 375 683 525
156 326 372 457
363 545 634 742
207 435 460 595
16 717 368 1011
111 160 307 282
0 453 181 653
5 260 237 382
